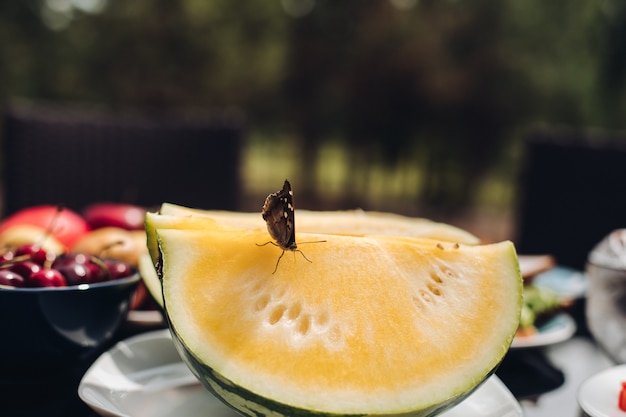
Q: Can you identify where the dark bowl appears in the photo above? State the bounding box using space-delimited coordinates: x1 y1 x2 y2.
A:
0 273 140 372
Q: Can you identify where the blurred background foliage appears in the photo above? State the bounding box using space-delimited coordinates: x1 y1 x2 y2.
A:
1 0 625 238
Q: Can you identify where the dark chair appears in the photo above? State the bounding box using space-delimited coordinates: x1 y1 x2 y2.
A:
1 102 245 216
515 127 626 270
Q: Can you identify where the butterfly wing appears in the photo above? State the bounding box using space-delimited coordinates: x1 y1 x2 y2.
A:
261 180 296 250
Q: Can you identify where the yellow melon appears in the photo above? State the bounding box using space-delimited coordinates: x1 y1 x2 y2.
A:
148 210 521 417
159 202 480 244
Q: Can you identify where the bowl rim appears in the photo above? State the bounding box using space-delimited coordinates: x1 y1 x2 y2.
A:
0 271 140 292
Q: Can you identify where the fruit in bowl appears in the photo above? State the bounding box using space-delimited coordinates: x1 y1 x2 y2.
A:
71 227 152 310
146 202 522 417
0 224 66 256
0 203 158 329
82 202 147 231
0 240 136 288
0 205 90 249
0 241 139 370
71 227 148 267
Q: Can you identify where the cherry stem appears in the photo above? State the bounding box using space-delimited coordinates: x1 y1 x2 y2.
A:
89 255 112 281
0 253 34 268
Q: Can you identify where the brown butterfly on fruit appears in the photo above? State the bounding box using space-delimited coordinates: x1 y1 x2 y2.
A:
258 179 323 273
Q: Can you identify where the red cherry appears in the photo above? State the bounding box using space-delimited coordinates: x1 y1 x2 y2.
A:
85 260 109 283
53 253 90 268
10 261 42 279
55 262 91 285
0 270 25 287
104 259 133 280
28 268 67 287
53 253 108 284
15 244 53 266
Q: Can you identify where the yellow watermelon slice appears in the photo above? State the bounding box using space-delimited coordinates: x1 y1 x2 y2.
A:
148 210 521 417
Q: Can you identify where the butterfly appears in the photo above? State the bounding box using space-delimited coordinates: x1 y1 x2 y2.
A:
262 179 297 251
259 179 317 273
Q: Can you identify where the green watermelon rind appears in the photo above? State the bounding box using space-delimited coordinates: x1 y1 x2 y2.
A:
167 319 490 417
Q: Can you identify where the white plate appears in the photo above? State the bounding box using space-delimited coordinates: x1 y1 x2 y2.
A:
126 309 165 327
79 329 522 417
533 266 588 300
577 364 626 417
511 312 577 349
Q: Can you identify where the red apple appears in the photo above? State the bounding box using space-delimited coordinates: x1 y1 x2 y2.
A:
0 206 90 248
82 203 146 231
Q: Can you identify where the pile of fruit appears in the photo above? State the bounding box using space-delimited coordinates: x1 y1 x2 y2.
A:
0 245 134 288
0 204 147 289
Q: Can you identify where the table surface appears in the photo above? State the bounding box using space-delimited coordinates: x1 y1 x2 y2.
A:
0 308 618 417
518 336 614 417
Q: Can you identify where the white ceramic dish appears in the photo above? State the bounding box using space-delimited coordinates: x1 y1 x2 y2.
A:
511 312 577 349
79 329 522 417
126 309 164 327
532 266 588 300
577 364 626 417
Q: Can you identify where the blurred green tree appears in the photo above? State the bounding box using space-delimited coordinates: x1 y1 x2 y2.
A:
0 0 624 212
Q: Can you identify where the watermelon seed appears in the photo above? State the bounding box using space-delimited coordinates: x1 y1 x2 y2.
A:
411 295 423 309
430 272 443 284
269 304 287 325
419 289 433 303
427 283 442 296
255 294 271 312
274 285 287 299
251 280 265 293
315 311 330 328
296 315 311 335
287 303 302 321
442 268 457 279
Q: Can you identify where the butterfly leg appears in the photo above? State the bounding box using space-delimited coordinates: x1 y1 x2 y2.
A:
257 242 312 273
295 249 313 264
273 249 286 274
256 241 278 247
